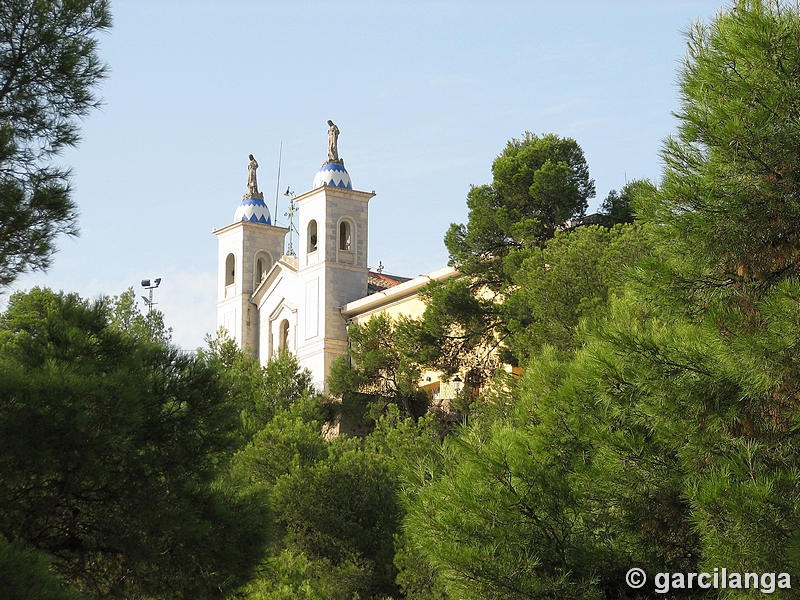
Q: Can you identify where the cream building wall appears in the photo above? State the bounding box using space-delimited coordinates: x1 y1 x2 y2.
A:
342 266 460 399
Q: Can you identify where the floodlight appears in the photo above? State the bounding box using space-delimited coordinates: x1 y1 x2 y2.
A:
140 276 163 314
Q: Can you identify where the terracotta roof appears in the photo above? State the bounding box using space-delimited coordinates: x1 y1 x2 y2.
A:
367 271 412 294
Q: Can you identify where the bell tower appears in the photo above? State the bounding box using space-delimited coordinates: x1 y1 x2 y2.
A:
213 155 288 356
291 121 374 390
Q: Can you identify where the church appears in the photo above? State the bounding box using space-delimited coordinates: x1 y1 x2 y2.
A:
212 123 455 392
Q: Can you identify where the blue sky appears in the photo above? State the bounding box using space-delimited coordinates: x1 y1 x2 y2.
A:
7 0 723 350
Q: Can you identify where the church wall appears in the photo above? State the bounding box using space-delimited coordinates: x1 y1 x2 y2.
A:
294 337 349 393
322 338 349 391
240 223 286 296
350 293 428 324
324 192 368 268
289 184 372 391
270 304 297 355
297 260 325 342
215 226 245 347
297 189 328 265
324 266 366 340
214 220 288 356
216 226 244 300
216 150 375 393
255 267 300 361
296 340 327 391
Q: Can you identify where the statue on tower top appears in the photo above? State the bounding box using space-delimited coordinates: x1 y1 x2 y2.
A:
327 120 341 164
247 154 259 195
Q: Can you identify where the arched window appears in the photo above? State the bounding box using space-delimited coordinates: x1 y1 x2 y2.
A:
254 251 273 286
339 220 352 251
278 319 290 351
225 253 235 286
308 220 318 252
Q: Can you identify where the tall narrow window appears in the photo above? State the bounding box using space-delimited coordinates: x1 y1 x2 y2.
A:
308 220 318 252
278 319 290 351
254 251 273 287
339 220 352 251
225 253 235 285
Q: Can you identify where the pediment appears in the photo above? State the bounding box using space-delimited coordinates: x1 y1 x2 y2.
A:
268 298 297 322
251 257 298 305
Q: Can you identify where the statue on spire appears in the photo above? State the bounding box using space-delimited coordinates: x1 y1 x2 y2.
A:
327 120 340 163
247 154 259 195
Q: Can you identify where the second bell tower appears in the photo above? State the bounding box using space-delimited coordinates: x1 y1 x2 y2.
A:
212 155 288 355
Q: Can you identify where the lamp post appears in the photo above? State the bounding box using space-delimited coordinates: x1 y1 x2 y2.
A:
140 277 161 314
451 374 468 425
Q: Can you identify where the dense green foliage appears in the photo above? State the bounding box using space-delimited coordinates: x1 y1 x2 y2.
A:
329 314 430 419
6 2 800 599
0 0 110 286
445 132 594 287
0 536 80 600
650 0 800 292
108 287 173 344
200 333 317 441
404 2 800 599
410 220 645 376
599 179 651 226
410 133 604 375
230 389 407 599
247 5 800 597
0 288 269 598
504 223 650 360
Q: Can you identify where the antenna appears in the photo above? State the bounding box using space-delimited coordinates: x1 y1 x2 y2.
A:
274 141 283 226
284 195 297 256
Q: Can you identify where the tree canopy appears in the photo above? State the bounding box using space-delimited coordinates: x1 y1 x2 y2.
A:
647 0 800 294
0 0 110 286
7 2 800 599
445 132 595 287
599 179 652 226
329 314 430 420
406 133 600 377
0 288 269 598
404 2 800 598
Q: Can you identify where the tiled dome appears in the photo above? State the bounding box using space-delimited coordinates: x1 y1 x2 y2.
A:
312 162 352 190
234 195 271 224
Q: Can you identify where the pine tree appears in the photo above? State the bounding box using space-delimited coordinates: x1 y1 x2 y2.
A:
0 0 110 286
0 288 270 598
407 134 595 377
407 2 800 597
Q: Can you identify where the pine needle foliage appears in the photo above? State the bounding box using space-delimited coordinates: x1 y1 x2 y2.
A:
406 3 800 598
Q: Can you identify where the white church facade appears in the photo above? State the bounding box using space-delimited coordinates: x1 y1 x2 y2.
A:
212 124 453 391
